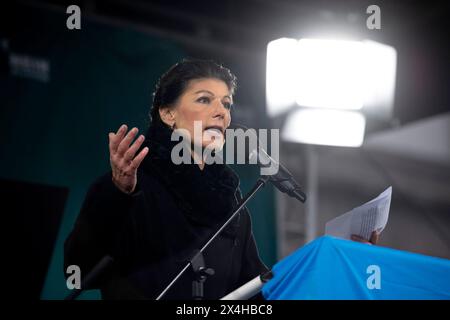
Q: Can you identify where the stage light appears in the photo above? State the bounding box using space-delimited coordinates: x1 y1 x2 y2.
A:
295 39 366 110
266 38 298 117
281 109 366 147
266 38 397 116
362 40 397 119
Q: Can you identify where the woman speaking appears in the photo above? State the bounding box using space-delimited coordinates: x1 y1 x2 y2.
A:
64 59 268 299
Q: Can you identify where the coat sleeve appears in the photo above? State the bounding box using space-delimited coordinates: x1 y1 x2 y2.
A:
235 189 269 285
63 170 145 287
238 211 270 284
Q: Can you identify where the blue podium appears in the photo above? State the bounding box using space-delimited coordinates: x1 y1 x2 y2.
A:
262 236 450 300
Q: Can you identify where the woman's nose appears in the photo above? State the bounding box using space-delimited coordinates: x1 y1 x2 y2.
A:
212 100 228 118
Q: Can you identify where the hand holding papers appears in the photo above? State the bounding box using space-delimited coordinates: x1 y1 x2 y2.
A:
325 187 392 241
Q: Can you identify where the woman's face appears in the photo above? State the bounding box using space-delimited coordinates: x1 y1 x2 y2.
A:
160 78 233 150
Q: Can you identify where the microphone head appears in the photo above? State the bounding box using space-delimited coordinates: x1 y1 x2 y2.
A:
229 123 307 203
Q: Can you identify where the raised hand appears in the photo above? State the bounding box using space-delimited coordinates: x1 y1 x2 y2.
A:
108 124 149 194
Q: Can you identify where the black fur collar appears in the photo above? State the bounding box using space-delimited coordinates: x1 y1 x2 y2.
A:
140 118 241 235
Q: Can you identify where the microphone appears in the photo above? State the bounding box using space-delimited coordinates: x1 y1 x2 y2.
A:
221 270 273 300
231 124 307 203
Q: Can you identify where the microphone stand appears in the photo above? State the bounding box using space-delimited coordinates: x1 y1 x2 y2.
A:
156 175 271 300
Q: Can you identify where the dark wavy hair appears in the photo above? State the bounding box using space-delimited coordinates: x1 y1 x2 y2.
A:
149 59 237 127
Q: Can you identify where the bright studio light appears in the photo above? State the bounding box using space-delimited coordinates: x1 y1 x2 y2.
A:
266 38 397 116
363 40 397 118
266 38 299 116
295 39 366 110
282 109 366 147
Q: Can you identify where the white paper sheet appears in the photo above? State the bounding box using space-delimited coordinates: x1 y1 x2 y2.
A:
325 187 392 240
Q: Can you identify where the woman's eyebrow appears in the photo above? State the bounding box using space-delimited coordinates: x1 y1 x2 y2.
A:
194 90 231 99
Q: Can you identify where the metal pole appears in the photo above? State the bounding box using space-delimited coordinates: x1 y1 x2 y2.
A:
305 145 318 243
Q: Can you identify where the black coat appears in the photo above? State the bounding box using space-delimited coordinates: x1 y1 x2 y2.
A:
64 119 268 299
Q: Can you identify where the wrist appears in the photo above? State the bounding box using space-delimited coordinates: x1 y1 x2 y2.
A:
111 176 134 195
